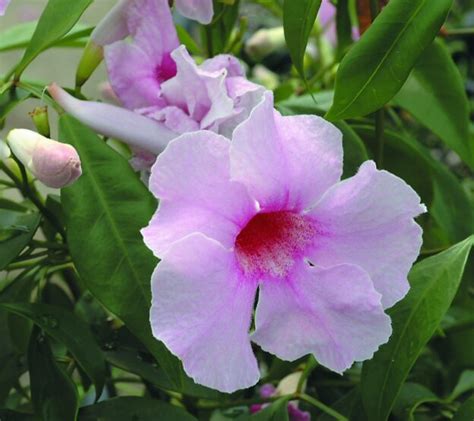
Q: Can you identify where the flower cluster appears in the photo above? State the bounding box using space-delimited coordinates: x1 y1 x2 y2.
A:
48 0 425 394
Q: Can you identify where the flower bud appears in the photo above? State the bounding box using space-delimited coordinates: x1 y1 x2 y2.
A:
29 106 51 137
6 129 82 189
0 138 11 160
245 27 285 61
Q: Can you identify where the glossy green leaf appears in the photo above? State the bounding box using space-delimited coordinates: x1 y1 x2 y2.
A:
361 235 474 421
79 397 196 421
336 0 353 56
326 0 453 120
203 0 240 55
392 383 439 421
28 328 78 421
0 210 40 270
176 25 202 56
393 39 474 169
450 371 474 401
0 302 106 399
283 0 322 79
14 0 93 78
59 115 182 389
453 395 474 421
0 21 91 53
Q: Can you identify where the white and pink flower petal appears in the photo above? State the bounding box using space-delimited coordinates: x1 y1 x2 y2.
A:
231 92 343 211
150 233 259 393
143 131 256 255
252 263 392 373
307 161 426 308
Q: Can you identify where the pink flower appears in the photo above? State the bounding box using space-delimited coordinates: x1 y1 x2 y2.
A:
6 129 82 189
142 92 425 392
0 0 11 16
52 0 263 160
174 0 214 24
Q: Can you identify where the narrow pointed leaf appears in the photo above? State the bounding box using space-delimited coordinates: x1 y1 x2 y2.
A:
14 0 93 78
393 39 474 169
326 0 453 120
28 328 78 421
0 302 106 400
361 236 474 421
283 0 322 79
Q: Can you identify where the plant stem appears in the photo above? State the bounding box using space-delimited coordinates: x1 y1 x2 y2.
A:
299 393 348 421
375 108 385 167
443 27 474 36
0 160 67 241
31 240 68 250
297 356 317 393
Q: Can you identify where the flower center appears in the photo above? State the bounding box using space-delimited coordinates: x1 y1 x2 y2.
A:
156 53 177 83
235 211 316 278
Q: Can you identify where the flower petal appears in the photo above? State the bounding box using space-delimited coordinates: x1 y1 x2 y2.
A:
175 0 214 24
151 233 259 392
307 161 426 308
90 0 129 46
161 46 235 130
252 263 391 373
104 0 179 109
142 130 256 255
48 84 176 154
105 42 164 109
231 92 342 211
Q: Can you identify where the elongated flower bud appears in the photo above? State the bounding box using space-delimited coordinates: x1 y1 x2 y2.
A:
6 129 82 189
75 0 129 88
48 83 176 154
29 106 51 137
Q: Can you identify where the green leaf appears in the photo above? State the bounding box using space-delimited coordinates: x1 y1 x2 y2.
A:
79 397 196 421
28 328 78 421
0 21 91 53
392 383 439 421
453 394 474 421
0 409 38 421
0 302 106 399
0 210 40 270
360 235 474 421
450 371 474 401
14 0 93 78
176 24 202 56
203 0 241 55
336 0 353 57
59 115 182 390
393 39 474 169
283 0 322 79
326 0 453 120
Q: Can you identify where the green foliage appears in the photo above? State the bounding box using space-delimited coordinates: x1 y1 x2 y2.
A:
326 0 453 120
14 0 93 78
283 0 322 79
361 236 474 421
58 115 183 389
0 0 473 419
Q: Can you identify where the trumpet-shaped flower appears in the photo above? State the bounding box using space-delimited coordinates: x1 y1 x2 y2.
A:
6 129 82 189
142 92 425 392
55 0 263 160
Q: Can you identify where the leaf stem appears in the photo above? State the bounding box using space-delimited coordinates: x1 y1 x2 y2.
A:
297 356 317 393
299 393 349 420
375 108 385 167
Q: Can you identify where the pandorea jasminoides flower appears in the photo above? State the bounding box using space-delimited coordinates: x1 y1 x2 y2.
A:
6 129 82 189
0 0 10 15
60 0 263 165
142 92 425 392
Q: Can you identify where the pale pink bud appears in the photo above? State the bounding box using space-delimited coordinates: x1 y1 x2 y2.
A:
245 27 285 61
6 129 82 189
